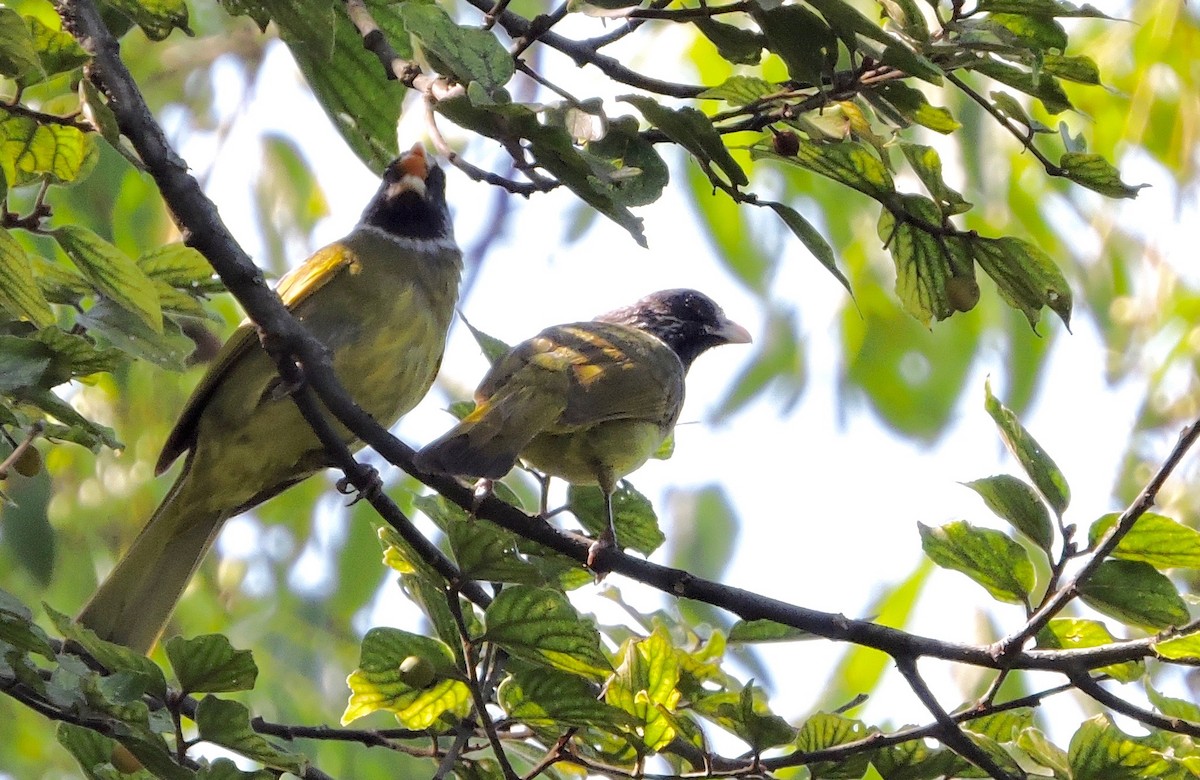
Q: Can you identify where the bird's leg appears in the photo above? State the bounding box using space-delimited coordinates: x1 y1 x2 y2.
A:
586 473 618 573
536 470 552 517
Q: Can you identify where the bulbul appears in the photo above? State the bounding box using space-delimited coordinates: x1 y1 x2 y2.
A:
414 289 750 566
78 146 462 653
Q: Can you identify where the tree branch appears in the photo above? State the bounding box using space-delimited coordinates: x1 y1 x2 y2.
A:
895 656 1020 780
995 414 1200 658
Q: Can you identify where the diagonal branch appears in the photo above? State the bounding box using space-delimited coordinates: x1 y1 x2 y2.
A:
895 656 1020 780
995 415 1200 658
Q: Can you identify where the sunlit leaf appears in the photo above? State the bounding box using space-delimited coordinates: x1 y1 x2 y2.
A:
1068 715 1172 780
963 474 1054 552
919 520 1035 604
569 481 665 556
0 227 54 326
196 697 306 773
104 0 192 40
1036 618 1143 682
483 585 612 680
984 380 1071 515
1060 152 1145 198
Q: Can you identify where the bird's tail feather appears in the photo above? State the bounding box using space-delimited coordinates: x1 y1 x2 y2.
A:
416 385 562 479
77 462 229 655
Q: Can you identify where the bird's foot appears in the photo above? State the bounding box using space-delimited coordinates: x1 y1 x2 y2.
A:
586 532 618 577
336 465 383 506
470 478 494 515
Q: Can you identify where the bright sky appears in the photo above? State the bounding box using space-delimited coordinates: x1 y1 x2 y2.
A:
173 21 1194 750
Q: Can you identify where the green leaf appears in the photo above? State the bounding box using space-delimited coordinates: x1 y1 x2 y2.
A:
459 311 511 365
569 482 665 556
878 0 930 40
54 226 162 333
137 243 221 291
1036 618 1143 682
164 635 258 694
583 116 670 208
268 0 406 169
761 200 849 293
804 0 942 82
0 228 54 326
974 57 1072 114
698 75 776 106
1017 727 1072 778
0 335 51 392
47 605 167 699
975 0 1113 17
986 13 1068 51
0 112 94 186
692 684 797 751
342 627 470 728
918 520 1035 604
1088 512 1200 569
196 697 306 773
984 380 1071 515
104 0 192 39
755 141 895 200
729 618 812 643
55 723 135 780
605 629 681 752
1146 680 1200 724
399 3 514 90
1042 53 1102 84
0 9 44 83
498 664 633 731
1077 559 1189 630
899 143 972 216
1059 152 1145 199
0 588 54 658
31 326 122 379
482 585 612 680
1153 630 1200 663
26 15 89 79
970 234 1072 328
692 19 764 65
796 712 875 779
621 95 748 187
752 5 837 86
878 195 958 325
1068 714 1172 780
77 300 192 370
868 82 960 133
963 474 1054 552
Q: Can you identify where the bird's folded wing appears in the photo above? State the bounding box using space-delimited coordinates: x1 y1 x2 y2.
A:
480 322 684 432
156 243 357 473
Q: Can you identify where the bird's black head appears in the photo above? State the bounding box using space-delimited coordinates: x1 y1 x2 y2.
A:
359 145 454 241
597 288 752 369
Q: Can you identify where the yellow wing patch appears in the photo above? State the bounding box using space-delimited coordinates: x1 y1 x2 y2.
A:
274 242 358 308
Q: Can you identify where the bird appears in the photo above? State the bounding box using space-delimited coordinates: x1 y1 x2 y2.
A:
414 289 750 568
77 145 462 653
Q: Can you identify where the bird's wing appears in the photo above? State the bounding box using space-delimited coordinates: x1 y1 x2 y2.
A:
479 322 685 433
156 242 357 473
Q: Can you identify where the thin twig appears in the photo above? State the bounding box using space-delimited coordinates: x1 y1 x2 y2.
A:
895 657 1020 780
446 589 520 780
1071 672 1200 739
995 415 1200 659
0 421 42 479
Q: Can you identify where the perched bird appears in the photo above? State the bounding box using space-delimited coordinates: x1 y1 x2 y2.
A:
78 146 462 653
415 289 750 567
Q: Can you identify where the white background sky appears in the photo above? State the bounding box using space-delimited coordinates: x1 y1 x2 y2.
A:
172 13 1195 749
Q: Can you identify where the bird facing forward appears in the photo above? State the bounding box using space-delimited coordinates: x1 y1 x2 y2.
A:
414 289 750 567
78 146 462 653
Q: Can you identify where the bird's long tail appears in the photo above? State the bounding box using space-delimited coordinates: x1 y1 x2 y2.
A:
77 460 230 655
415 385 561 479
